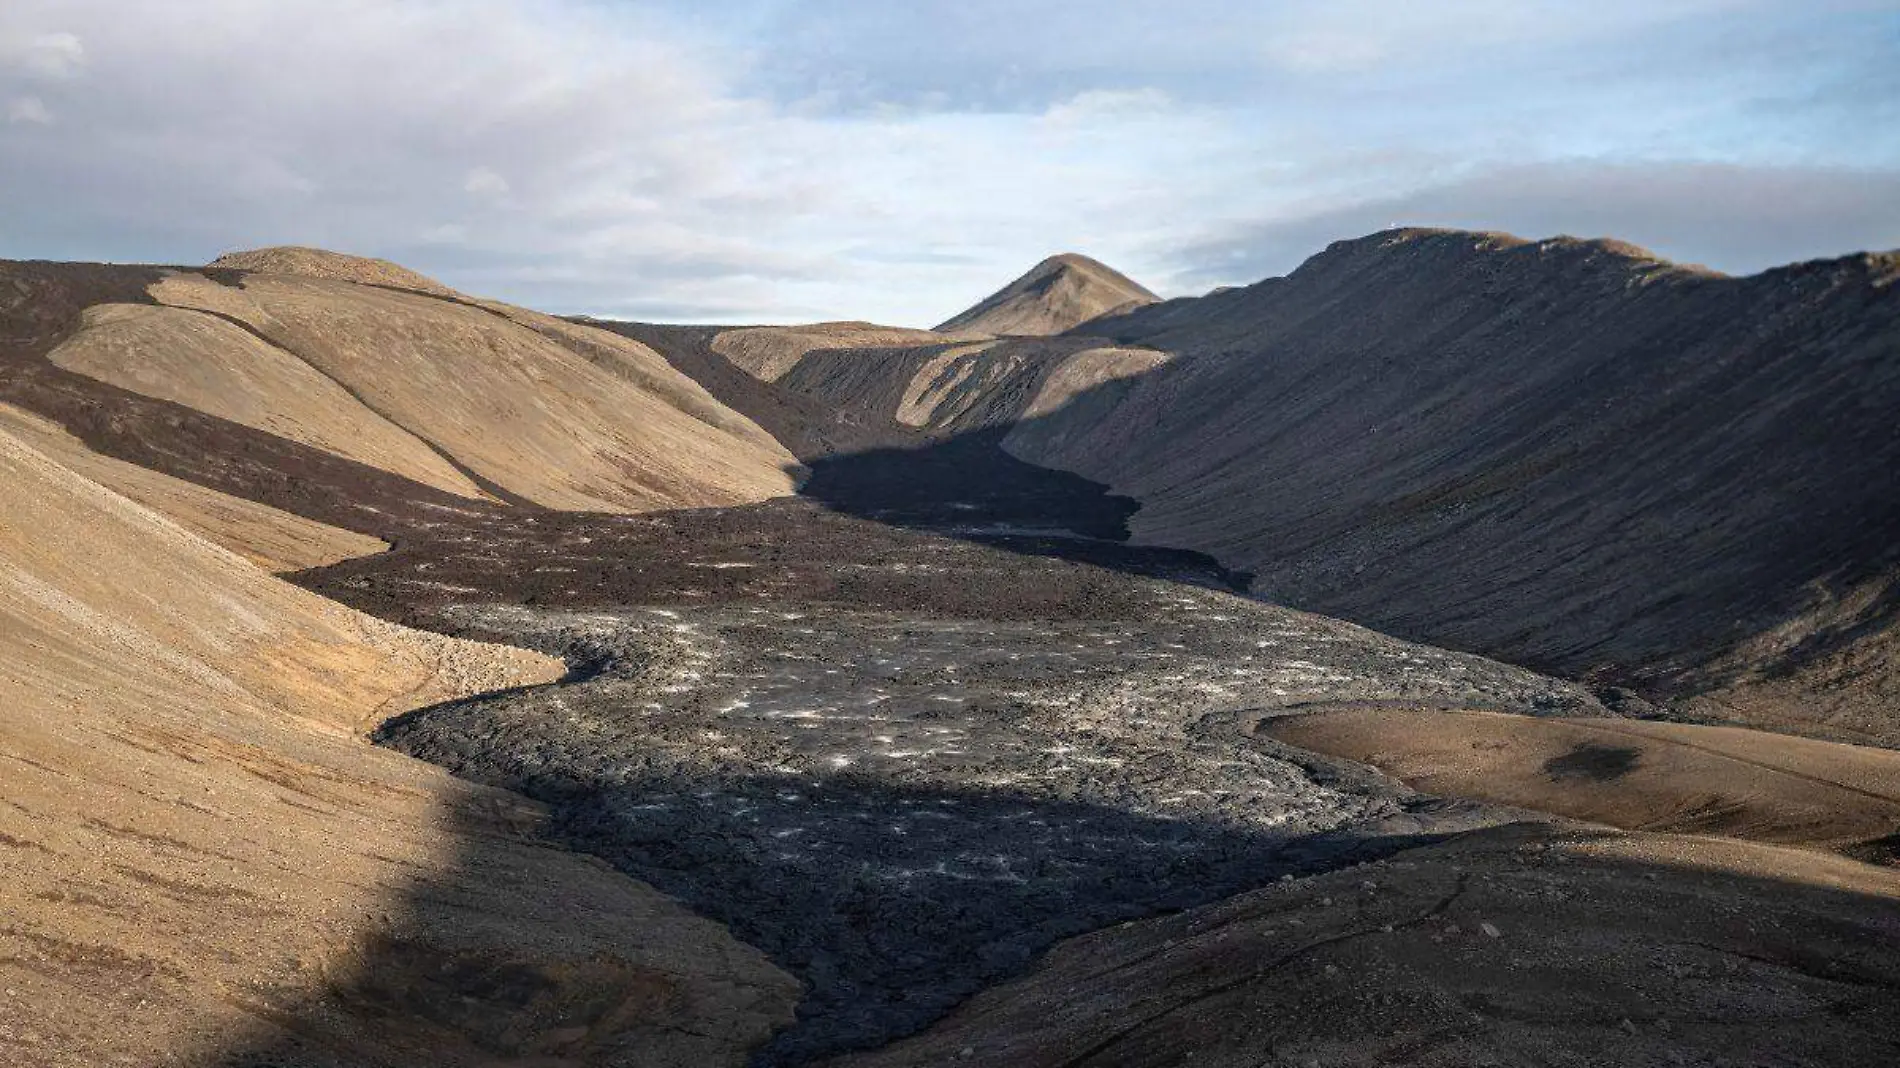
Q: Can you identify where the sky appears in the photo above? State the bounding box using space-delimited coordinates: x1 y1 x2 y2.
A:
2 1 1897 326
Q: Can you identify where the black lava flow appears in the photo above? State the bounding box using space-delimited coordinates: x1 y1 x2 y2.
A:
314 434 1577 1065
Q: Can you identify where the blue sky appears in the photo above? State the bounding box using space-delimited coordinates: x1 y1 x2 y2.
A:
2 1 1897 324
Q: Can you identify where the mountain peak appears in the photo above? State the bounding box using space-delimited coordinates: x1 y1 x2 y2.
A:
936 253 1159 336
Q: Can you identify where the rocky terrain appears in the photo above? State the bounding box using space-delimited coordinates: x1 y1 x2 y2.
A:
3 235 1898 1067
297 493 1592 1063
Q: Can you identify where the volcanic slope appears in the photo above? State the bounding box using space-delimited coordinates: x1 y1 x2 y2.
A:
3 249 799 520
1023 231 1900 743
934 253 1159 336
0 425 800 1067
831 821 1900 1068
637 231 1900 746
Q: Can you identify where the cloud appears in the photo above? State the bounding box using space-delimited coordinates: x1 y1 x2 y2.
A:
1041 88 1172 127
0 1 1896 323
1261 30 1392 75
463 166 510 200
3 30 85 79
6 94 50 124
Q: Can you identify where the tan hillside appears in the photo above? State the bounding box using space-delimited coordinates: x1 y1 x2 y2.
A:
0 401 384 571
934 253 1159 336
474 296 794 458
729 332 1171 444
209 245 461 297
711 321 953 381
1264 706 1900 855
145 264 798 513
0 425 799 1066
892 340 1171 433
49 297 490 500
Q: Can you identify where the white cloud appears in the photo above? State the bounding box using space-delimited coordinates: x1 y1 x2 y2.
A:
6 95 50 124
0 1 1893 324
1041 88 1173 127
1262 31 1389 75
3 30 85 79
463 166 510 199
420 223 470 245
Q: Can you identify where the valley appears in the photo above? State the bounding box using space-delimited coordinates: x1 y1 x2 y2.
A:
2 240 1897 1067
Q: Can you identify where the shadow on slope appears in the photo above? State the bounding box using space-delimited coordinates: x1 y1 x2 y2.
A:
184 797 798 1068
795 427 1253 593
0 260 512 540
373 686 1470 1065
827 821 1900 1068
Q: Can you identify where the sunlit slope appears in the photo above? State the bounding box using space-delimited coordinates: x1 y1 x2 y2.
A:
0 424 798 1066
46 247 799 514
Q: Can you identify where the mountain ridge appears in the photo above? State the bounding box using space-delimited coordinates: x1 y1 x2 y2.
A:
637 226 1900 747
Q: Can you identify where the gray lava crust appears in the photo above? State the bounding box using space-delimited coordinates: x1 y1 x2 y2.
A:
338 503 1592 1063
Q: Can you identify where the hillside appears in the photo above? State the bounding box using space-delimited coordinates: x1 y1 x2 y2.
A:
0 424 799 1066
1 250 799 527
208 245 463 298
833 821 1900 1068
711 321 954 381
934 253 1159 336
1014 230 1900 741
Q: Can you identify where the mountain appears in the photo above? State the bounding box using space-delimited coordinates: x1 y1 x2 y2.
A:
934 253 1159 336
710 320 951 381
648 229 1900 748
1009 229 1900 743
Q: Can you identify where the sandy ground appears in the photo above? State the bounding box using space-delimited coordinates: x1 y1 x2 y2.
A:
1261 706 1900 859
